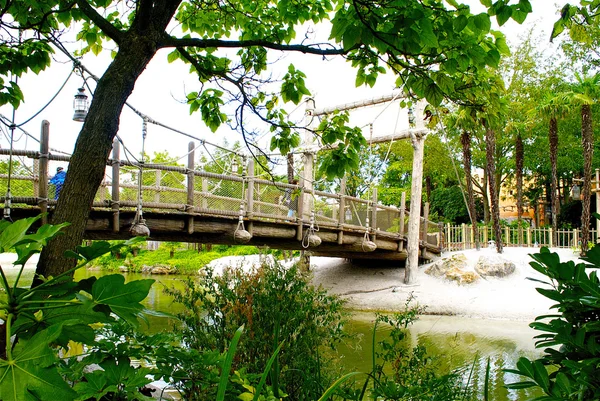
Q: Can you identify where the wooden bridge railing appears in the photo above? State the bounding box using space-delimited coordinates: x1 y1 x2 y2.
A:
0 134 443 250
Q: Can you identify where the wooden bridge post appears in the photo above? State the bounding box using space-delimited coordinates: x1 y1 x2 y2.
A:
154 170 161 203
202 179 208 209
398 191 406 251
111 138 120 233
371 187 378 241
187 142 195 234
296 185 304 241
337 177 346 245
38 120 49 224
246 159 254 235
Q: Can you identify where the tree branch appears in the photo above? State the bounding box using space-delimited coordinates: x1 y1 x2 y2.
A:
75 0 123 44
160 36 349 55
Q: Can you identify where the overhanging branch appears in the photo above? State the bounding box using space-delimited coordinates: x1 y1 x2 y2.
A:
75 0 123 44
160 36 350 55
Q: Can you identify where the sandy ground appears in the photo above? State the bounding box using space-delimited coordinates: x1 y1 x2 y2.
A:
308 247 589 322
1 246 588 322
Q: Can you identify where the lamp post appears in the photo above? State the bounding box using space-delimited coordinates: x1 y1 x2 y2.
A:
73 87 89 122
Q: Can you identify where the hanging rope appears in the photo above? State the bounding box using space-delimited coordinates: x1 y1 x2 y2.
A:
302 210 321 248
130 118 150 236
234 156 252 243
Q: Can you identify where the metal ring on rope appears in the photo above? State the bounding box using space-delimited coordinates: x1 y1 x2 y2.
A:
130 118 150 237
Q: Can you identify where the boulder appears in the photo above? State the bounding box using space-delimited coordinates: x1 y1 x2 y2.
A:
425 253 468 277
148 264 177 275
118 265 129 272
475 255 516 278
445 267 479 284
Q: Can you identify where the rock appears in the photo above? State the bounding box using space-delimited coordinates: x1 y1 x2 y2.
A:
445 267 479 284
425 253 468 277
118 265 129 272
475 255 516 278
141 265 153 274
150 265 177 274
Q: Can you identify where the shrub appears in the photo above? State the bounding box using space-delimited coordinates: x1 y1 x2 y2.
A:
506 246 600 399
164 258 348 401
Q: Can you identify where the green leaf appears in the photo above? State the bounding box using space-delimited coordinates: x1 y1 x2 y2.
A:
495 5 512 26
473 13 492 32
0 325 77 401
419 19 439 48
0 216 41 252
216 325 244 401
91 275 155 326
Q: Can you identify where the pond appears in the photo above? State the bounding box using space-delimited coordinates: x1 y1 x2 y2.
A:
5 264 543 399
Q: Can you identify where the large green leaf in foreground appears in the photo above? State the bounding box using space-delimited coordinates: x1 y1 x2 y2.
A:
90 274 155 326
0 325 76 401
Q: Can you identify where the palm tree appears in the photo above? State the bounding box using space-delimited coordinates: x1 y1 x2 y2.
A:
536 92 569 247
570 73 600 255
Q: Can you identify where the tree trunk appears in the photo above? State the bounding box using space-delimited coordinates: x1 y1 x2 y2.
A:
404 132 426 285
34 31 168 282
425 175 432 202
485 128 503 253
460 130 479 250
549 117 559 246
581 104 594 255
515 133 524 245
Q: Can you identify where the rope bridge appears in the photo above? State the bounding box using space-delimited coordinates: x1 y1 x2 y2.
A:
0 134 443 262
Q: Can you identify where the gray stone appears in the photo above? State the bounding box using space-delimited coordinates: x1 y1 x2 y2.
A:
475 255 516 277
118 265 129 272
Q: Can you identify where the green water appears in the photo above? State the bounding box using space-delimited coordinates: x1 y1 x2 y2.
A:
6 267 543 399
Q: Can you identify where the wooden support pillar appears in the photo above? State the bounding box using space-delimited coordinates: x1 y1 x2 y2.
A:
111 138 120 233
527 227 532 247
187 142 195 234
338 177 346 245
505 226 510 246
39 120 49 225
371 187 378 241
461 223 467 250
398 191 406 251
405 131 426 285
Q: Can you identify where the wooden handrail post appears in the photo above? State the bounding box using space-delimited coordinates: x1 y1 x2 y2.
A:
461 223 467 250
202 178 208 209
111 138 120 233
505 226 510 246
39 121 49 224
246 159 254 219
371 187 378 241
421 202 429 245
154 170 161 203
398 191 406 251
296 186 304 241
527 227 532 247
187 142 195 234
549 228 553 247
337 177 346 245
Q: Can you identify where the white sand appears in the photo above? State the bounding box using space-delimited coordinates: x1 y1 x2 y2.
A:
309 247 589 322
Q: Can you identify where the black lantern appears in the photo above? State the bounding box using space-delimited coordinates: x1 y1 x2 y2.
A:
73 87 89 122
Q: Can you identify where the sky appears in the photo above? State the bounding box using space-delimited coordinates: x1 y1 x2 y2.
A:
0 0 568 175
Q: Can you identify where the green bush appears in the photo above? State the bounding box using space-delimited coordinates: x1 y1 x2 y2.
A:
506 246 600 399
164 259 348 401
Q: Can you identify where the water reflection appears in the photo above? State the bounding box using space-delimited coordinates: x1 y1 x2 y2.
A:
6 267 544 398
